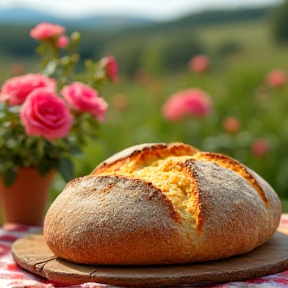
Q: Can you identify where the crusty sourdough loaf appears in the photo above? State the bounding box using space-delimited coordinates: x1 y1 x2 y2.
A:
44 142 282 265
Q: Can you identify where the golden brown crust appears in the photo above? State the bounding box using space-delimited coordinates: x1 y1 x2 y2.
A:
92 142 199 175
44 175 190 265
44 142 282 265
194 152 269 204
184 159 275 257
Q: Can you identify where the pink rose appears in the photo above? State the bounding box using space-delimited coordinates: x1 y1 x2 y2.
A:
162 88 212 121
0 73 56 105
30 22 65 40
100 56 118 83
20 88 73 141
61 82 108 122
266 69 287 88
56 35 69 48
189 55 210 73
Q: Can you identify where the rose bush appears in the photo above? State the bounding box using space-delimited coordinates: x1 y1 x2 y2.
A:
0 22 118 186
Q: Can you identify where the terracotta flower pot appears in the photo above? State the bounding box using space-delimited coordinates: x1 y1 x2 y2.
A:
0 167 55 226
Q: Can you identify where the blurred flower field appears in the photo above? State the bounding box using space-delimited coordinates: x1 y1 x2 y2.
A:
72 51 288 212
0 16 288 213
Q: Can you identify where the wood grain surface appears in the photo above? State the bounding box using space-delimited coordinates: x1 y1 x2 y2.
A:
12 230 288 288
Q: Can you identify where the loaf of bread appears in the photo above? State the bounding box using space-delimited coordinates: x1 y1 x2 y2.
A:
44 142 282 265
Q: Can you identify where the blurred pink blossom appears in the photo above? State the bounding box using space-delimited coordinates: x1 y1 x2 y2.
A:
20 88 73 141
134 68 151 85
61 82 108 122
266 69 287 88
30 22 65 40
56 35 69 48
11 63 24 75
111 93 129 111
100 56 118 83
251 138 269 156
189 55 210 73
222 116 241 133
0 73 56 105
254 85 269 106
162 88 212 121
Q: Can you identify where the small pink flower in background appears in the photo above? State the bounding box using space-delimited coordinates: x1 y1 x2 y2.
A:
162 88 212 121
254 85 269 106
222 116 241 133
189 55 210 73
251 138 270 156
20 88 73 141
266 69 287 88
111 93 129 111
11 63 24 75
61 82 108 122
0 73 56 105
134 68 151 85
30 22 65 40
56 35 69 48
100 56 118 83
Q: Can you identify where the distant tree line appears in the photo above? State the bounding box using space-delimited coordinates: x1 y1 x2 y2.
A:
271 0 288 42
0 5 286 76
0 26 36 56
0 24 207 76
0 25 110 58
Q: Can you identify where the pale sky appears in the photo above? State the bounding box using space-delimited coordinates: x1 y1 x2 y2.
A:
0 0 282 20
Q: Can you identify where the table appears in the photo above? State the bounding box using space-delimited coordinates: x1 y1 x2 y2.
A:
0 214 287 288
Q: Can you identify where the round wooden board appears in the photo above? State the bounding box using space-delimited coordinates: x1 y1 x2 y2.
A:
12 231 288 288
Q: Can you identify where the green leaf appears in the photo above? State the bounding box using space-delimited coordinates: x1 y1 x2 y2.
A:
38 158 54 176
58 157 74 183
69 144 82 155
36 138 45 159
3 168 18 187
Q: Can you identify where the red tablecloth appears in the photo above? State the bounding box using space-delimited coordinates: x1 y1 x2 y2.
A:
0 214 288 288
